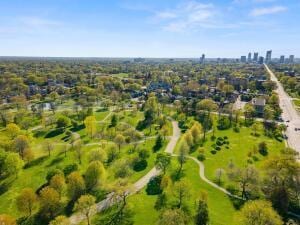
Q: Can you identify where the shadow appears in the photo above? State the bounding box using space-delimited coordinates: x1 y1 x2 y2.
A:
70 124 85 132
45 128 64 138
229 196 245 210
24 156 48 169
33 130 47 138
47 157 64 167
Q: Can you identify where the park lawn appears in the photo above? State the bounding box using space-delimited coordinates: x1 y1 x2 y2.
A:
94 110 110 122
293 99 300 111
192 125 285 182
127 159 238 225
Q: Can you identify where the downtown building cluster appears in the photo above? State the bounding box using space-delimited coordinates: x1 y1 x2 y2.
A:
240 50 295 64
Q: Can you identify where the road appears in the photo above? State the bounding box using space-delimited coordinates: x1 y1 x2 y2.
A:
69 120 181 224
264 64 300 154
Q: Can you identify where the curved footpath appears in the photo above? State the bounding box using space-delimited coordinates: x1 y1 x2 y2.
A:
69 120 181 224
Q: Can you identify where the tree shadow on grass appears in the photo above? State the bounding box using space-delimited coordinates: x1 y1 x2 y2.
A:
24 156 48 169
46 157 64 167
70 124 85 132
228 196 245 210
45 128 64 138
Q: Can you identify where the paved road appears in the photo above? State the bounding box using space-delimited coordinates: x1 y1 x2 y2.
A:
265 64 300 154
69 120 181 224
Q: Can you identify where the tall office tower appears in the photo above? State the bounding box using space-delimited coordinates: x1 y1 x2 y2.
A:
289 55 295 64
279 55 285 64
253 52 259 62
200 54 205 64
241 56 247 63
248 52 252 62
258 56 264 64
266 50 272 63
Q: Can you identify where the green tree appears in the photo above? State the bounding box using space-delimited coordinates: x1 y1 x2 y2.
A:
195 197 209 225
39 187 62 220
173 180 190 208
237 200 282 225
177 140 189 177
56 116 70 130
49 216 70 225
6 123 20 139
158 209 187 225
84 116 97 138
50 174 66 197
155 153 171 174
84 161 106 191
4 153 24 178
67 172 86 201
14 135 30 159
73 195 96 225
114 134 125 152
16 188 38 217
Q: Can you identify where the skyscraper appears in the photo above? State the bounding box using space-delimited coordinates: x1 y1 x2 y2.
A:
258 56 264 64
241 56 247 63
200 54 205 64
253 52 259 62
266 50 272 63
248 52 252 62
289 55 295 64
279 55 285 64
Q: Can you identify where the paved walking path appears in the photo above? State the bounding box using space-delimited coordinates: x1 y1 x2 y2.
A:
69 120 181 224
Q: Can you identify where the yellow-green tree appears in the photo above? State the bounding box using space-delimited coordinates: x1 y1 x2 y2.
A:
84 116 97 138
73 195 96 225
16 188 38 216
6 123 20 139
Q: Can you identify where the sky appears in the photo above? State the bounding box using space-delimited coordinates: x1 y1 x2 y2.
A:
0 0 299 58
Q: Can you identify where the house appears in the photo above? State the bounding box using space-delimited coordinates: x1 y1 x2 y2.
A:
252 97 266 115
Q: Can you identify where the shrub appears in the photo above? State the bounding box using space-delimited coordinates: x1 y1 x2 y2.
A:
252 155 259 161
197 153 206 161
233 126 240 133
210 150 217 155
258 142 268 156
46 169 64 182
223 136 228 140
211 144 217 148
216 146 221 151
216 140 223 146
217 137 224 141
133 159 148 172
146 175 162 195
247 158 253 164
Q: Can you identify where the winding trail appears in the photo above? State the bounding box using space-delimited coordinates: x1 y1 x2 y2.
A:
69 120 181 224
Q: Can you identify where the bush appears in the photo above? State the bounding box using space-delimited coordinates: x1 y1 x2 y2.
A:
133 159 148 172
247 158 253 164
210 150 217 155
258 142 268 156
146 175 162 195
223 136 228 140
233 126 240 133
217 137 224 141
46 169 64 182
216 146 221 151
211 144 217 148
216 140 223 146
252 155 259 161
225 146 229 149
197 153 206 161
63 163 78 175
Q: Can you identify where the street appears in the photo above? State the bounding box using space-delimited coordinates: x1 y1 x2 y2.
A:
264 64 300 154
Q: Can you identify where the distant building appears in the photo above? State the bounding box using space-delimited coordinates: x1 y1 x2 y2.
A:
253 52 259 62
289 55 295 64
252 97 266 115
200 54 205 64
241 56 247 63
279 55 285 64
133 58 145 63
265 50 272 63
258 56 264 64
248 52 252 62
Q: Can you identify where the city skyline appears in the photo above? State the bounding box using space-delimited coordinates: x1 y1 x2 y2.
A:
0 0 300 58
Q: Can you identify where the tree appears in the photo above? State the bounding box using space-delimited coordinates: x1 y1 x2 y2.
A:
16 188 38 217
110 114 118 127
228 166 259 199
244 104 255 123
39 187 62 220
215 168 225 185
88 148 107 163
251 121 260 136
195 195 209 225
14 135 30 159
237 200 282 225
190 122 202 144
45 140 54 157
158 209 187 225
114 134 125 152
177 140 189 177
6 123 20 139
84 116 97 138
155 153 171 174
73 195 96 225
4 153 24 178
0 214 16 225
56 116 70 130
183 131 194 147
49 216 70 225
84 161 106 191
67 171 86 201
50 174 66 197
73 139 83 164
258 141 268 156
173 180 190 208
153 134 163 152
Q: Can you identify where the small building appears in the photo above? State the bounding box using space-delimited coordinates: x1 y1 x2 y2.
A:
252 97 266 115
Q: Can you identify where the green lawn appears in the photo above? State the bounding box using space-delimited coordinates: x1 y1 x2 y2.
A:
194 125 284 182
126 159 238 225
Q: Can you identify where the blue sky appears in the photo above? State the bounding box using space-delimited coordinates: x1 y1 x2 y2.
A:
0 0 299 58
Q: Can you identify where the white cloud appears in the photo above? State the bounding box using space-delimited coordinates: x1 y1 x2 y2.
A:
250 6 287 16
154 1 218 32
20 17 61 28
